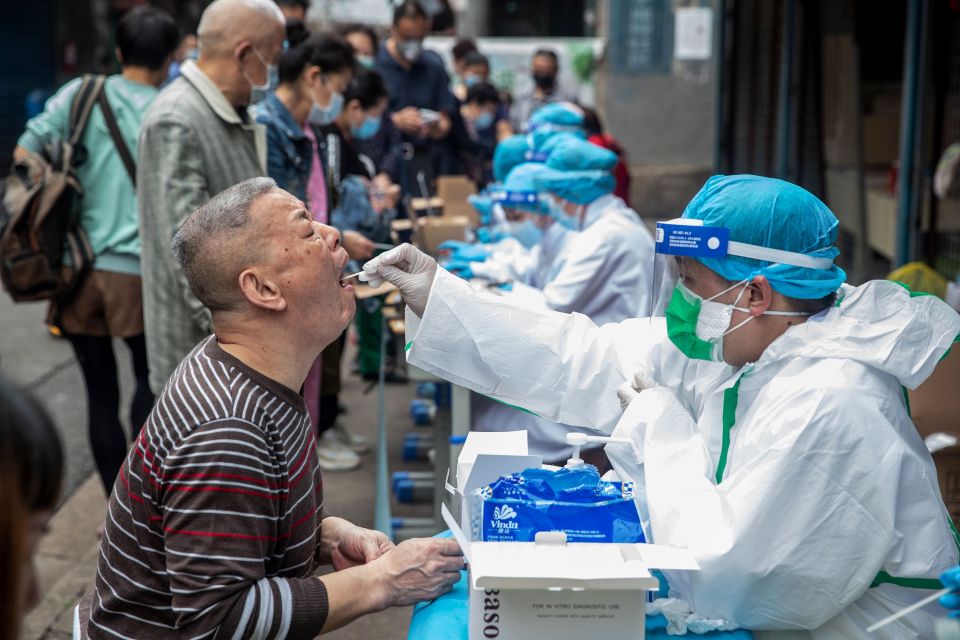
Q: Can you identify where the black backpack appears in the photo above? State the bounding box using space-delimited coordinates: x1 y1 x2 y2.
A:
0 74 136 312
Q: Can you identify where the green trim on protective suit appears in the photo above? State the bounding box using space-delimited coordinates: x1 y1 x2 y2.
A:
405 340 413 352
715 375 744 484
870 571 944 590
483 394 541 417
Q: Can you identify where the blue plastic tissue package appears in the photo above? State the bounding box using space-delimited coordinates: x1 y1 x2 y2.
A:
471 466 645 543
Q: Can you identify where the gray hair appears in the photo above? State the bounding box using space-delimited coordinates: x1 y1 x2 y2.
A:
172 177 277 312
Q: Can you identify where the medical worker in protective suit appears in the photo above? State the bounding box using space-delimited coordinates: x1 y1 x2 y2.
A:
450 136 654 326
364 175 960 638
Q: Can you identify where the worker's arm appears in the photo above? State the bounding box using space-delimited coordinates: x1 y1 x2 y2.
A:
364 245 663 433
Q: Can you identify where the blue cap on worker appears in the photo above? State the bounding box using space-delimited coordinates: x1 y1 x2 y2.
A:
493 163 550 214
681 174 846 299
527 102 587 149
532 137 617 204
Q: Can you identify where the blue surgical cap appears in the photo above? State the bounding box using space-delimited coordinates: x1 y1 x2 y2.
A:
532 137 617 204
498 163 550 214
493 135 533 183
467 193 494 219
528 102 587 149
682 175 847 299
529 102 585 130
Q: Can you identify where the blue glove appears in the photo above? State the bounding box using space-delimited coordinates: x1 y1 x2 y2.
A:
437 240 472 253
437 241 491 262
477 227 508 244
942 567 960 614
445 259 474 280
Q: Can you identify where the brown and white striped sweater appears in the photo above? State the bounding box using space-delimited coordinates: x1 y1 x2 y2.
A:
83 336 328 639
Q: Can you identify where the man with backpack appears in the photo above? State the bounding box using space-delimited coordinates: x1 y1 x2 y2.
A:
11 6 180 498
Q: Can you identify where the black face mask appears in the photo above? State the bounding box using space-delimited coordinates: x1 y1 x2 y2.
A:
533 72 556 91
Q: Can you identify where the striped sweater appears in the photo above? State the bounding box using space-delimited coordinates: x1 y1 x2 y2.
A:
83 336 328 639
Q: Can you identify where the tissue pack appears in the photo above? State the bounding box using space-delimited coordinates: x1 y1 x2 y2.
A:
471 466 645 543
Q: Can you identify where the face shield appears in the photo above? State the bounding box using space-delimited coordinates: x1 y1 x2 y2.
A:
489 189 550 249
647 218 837 320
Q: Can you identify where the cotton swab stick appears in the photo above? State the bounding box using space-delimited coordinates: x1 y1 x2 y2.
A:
866 587 949 633
340 271 369 282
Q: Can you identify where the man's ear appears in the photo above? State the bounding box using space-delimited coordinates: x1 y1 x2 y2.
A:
238 267 287 311
748 275 773 316
115 47 124 66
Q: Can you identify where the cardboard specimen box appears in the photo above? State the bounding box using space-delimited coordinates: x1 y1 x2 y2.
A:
416 215 470 254
441 431 699 639
437 175 479 224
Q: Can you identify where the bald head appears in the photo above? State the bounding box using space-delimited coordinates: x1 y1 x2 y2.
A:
197 0 285 59
172 178 276 312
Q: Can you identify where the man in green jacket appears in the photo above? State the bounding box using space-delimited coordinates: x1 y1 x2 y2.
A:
15 6 179 496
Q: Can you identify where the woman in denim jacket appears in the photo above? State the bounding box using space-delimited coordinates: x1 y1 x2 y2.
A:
255 23 373 471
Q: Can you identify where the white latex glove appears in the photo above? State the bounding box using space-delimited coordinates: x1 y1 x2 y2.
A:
616 370 656 411
362 243 437 317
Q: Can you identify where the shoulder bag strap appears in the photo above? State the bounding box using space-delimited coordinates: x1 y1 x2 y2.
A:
96 85 137 187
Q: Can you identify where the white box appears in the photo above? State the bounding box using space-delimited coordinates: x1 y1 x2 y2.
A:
447 430 542 537
443 505 699 640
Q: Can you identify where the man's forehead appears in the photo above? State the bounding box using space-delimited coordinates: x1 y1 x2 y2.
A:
252 189 306 220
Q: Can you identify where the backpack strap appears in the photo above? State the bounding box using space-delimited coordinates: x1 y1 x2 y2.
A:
96 87 137 187
67 75 106 148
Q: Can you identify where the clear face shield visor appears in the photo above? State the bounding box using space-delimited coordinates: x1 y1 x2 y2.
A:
646 218 837 319
489 189 546 214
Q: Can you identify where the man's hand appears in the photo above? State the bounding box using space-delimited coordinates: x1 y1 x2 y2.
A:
391 107 424 135
369 538 463 608
330 524 394 571
362 244 437 316
425 112 452 140
342 230 376 261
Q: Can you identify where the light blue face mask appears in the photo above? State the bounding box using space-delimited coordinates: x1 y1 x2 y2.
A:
474 110 495 130
245 46 279 104
357 54 375 69
508 218 544 249
351 113 382 140
546 195 580 231
309 91 344 126
464 73 482 87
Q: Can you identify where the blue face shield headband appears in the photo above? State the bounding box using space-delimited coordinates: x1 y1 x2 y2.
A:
651 219 837 362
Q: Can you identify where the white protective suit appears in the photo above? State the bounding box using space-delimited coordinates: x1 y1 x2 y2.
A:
468 194 655 459
405 268 960 638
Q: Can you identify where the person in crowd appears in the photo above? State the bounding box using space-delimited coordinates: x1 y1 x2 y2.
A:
0 375 64 640
14 6 179 495
375 0 457 185
341 22 408 188
582 105 631 207
275 0 308 22
79 178 462 638
457 52 512 139
325 70 402 384
255 23 374 471
366 175 960 637
451 37 478 90
165 33 198 83
340 22 379 69
510 48 577 132
138 0 284 395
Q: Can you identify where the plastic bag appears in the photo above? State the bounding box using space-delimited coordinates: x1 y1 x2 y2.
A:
470 465 644 543
647 598 738 635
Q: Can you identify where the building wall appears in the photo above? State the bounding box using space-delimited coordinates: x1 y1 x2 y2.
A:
596 0 718 217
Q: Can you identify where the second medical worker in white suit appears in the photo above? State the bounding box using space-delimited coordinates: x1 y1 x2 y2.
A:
365 175 960 638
